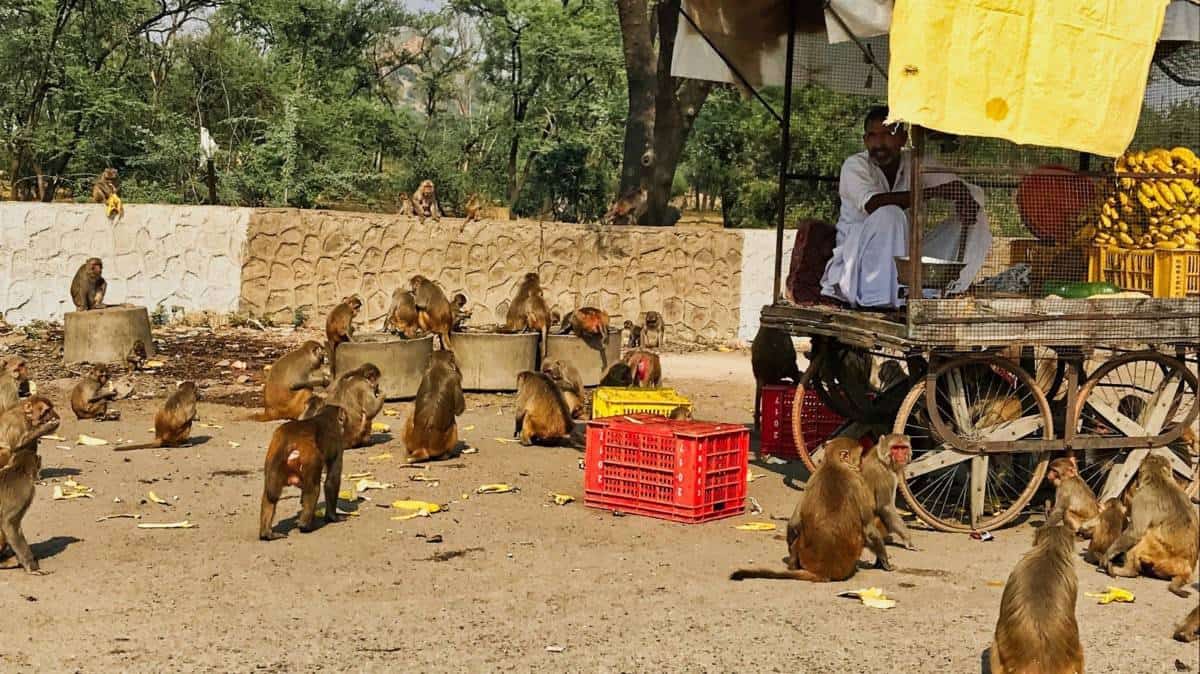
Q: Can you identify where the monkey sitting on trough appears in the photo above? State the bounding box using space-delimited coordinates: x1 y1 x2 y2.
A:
1097 454 1199 597
253 341 330 422
0 397 60 469
383 288 423 338
303 363 385 449
69 365 120 421
1045 457 1099 534
989 517 1083 674
450 293 471 331
559 308 610 343
542 359 585 420
404 351 465 463
0 442 48 574
0 356 30 415
733 441 889 582
115 382 200 451
69 257 108 312
325 295 362 358
513 371 575 446
259 405 350 540
410 275 454 350
503 272 552 361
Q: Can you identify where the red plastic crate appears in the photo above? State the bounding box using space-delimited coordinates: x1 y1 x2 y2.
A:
759 385 844 459
584 414 748 523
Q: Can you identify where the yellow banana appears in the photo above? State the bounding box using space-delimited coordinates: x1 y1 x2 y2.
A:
1170 146 1198 166
1136 188 1157 211
1157 239 1181 250
1117 232 1134 246
1169 182 1187 203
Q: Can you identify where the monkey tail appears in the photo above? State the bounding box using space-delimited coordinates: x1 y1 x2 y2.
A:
729 568 827 582
113 441 163 452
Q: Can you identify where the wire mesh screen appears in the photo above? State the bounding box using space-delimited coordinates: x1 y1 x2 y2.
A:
790 33 889 98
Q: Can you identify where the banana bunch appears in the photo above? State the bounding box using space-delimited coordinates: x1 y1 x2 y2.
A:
1083 147 1200 250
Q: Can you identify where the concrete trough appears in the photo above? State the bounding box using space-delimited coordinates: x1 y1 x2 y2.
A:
543 329 622 387
334 333 434 399
63 305 155 365
451 331 538 391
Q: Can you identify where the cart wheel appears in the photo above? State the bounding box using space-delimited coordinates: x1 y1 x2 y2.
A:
792 361 882 473
1066 351 1199 501
894 360 1051 533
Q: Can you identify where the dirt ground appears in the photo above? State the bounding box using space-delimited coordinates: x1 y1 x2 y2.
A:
0 325 1197 673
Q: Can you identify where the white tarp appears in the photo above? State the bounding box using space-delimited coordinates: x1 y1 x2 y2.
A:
824 0 892 44
1161 0 1200 42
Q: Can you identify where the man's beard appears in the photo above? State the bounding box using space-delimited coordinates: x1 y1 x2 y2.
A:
869 149 896 166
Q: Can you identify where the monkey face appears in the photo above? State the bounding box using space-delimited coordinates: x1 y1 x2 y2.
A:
104 168 118 180
409 275 427 292
361 364 382 383
25 398 58 426
6 359 27 380
887 439 911 466
453 294 467 308
90 366 109 384
1139 454 1172 481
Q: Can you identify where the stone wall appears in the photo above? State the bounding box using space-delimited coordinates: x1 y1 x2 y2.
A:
0 203 250 324
239 210 745 344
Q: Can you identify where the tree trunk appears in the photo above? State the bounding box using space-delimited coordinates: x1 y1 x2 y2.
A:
615 0 657 194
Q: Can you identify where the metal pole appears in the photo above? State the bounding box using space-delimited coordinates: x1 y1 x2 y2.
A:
908 126 925 294
773 2 797 303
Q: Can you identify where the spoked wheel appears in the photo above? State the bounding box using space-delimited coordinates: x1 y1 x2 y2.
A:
895 357 1052 532
1066 350 1199 501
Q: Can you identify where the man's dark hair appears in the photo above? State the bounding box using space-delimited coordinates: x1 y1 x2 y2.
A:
864 106 890 132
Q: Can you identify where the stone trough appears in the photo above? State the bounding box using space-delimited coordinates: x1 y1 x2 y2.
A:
543 329 623 387
451 331 538 391
63 305 155 365
334 333 434 399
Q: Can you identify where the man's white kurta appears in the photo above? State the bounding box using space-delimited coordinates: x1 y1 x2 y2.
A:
820 150 991 307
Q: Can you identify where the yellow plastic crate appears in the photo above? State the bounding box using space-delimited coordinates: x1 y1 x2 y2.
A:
1087 245 1200 298
591 387 693 419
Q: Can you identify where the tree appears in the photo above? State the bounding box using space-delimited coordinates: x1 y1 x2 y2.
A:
614 0 712 225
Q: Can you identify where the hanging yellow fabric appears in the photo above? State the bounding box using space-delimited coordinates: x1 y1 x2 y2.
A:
887 0 1170 157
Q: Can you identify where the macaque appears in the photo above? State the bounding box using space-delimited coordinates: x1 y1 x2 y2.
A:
1098 454 1199 597
860 433 917 550
0 397 60 468
410 275 453 350
383 288 423 338
513 371 574 446
732 442 888 582
641 311 663 349
750 326 801 429
599 362 634 387
560 308 610 343
463 194 482 224
603 187 647 225
785 437 864 548
451 293 471 331
0 444 46 573
69 258 107 311
253 341 330 421
114 382 199 451
321 363 385 448
69 365 119 421
1176 605 1200 643
0 357 30 414
126 340 147 372
623 350 662 388
91 168 121 209
412 180 442 223
623 320 642 348
404 351 465 463
325 295 361 358
668 406 693 420
396 192 412 216
1081 498 1126 565
989 521 1083 674
542 359 585 419
503 272 552 361
259 405 350 540
1045 457 1099 533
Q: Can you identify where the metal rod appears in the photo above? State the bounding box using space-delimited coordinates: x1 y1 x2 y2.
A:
785 172 839 182
823 1 889 82
677 5 782 124
908 126 925 296
773 1 798 303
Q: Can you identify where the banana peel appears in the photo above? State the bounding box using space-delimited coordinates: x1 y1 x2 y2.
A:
53 480 94 500
346 472 373 480
144 359 166 368
355 479 393 493
315 506 360 518
137 520 196 529
1085 586 1135 604
43 434 65 442
368 452 393 462
105 193 123 217
371 421 391 433
146 491 169 505
390 499 444 520
476 483 518 494
382 408 400 417
549 492 575 505
493 437 518 444
837 587 897 609
76 434 108 446
734 522 776 532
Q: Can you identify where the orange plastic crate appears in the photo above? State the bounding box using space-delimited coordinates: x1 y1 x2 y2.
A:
584 414 748 523
1087 245 1200 297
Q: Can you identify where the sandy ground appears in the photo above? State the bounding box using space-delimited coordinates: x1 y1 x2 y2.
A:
0 329 1197 673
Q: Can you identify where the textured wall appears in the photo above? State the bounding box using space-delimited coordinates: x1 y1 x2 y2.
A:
239 210 745 344
0 203 250 324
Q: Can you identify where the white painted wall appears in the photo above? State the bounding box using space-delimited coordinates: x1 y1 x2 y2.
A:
737 229 793 342
0 203 251 324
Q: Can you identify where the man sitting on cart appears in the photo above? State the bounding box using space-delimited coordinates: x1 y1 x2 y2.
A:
821 107 992 308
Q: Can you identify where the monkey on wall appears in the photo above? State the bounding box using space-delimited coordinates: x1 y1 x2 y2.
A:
602 187 647 225
91 168 122 216
412 180 442 223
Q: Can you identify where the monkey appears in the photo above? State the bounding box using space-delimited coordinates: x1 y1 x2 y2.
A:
259 405 350 540
403 351 465 462
599 362 634 387
785 436 865 548
503 272 552 361
450 293 471 331
126 340 147 372
0 397 59 468
69 365 119 421
623 320 642 348
602 187 647 225
69 257 107 312
325 295 361 358
1045 457 1100 534
383 288 423 338
463 194 482 224
113 382 201 452
733 441 889 582
0 444 46 574
641 311 664 349
623 350 662 388
321 363 385 448
1175 605 1200 643
513 371 574 446
410 275 453 350
91 168 121 210
559 307 610 343
0 356 30 415
1080 497 1127 565
542 359 585 420
396 192 412 216
668 406 693 421
860 433 918 550
1098 454 1199 597
252 341 330 422
411 179 442 223
989 520 1084 674
750 326 801 430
